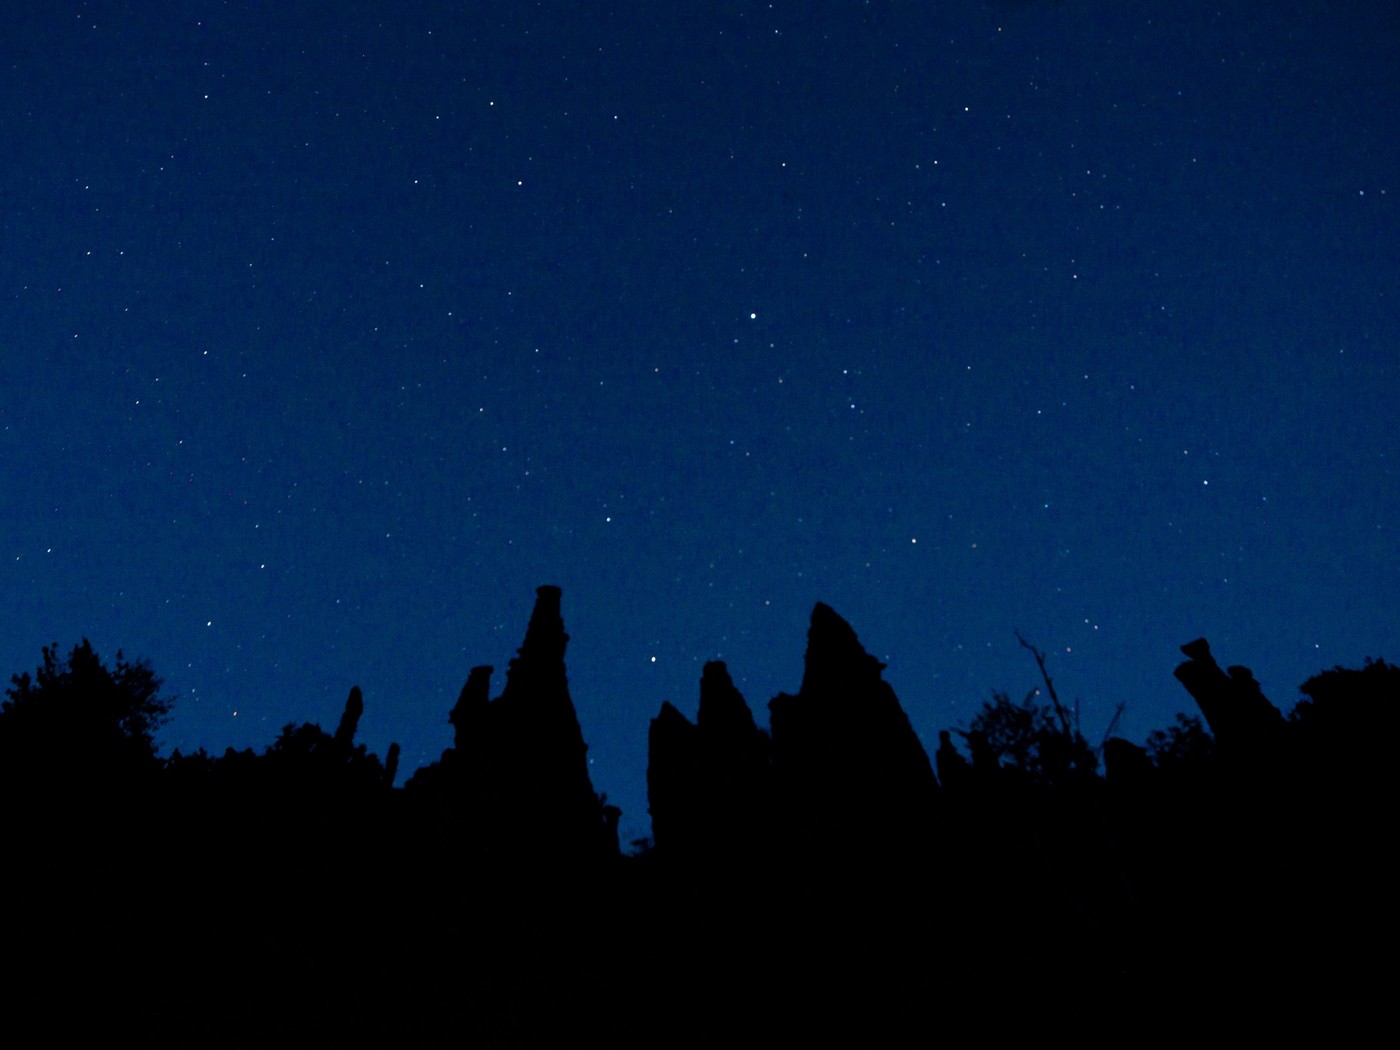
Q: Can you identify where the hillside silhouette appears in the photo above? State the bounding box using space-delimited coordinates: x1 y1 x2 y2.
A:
1 586 1392 1041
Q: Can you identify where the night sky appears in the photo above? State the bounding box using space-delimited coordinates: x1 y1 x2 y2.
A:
4 1 1396 846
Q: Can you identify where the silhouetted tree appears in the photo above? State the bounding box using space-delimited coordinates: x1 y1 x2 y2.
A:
1285 657 1400 832
0 639 172 782
1291 657 1400 748
959 688 1096 784
1145 713 1215 772
261 686 391 801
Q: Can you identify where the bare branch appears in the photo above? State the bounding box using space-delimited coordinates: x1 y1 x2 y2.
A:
1015 630 1073 738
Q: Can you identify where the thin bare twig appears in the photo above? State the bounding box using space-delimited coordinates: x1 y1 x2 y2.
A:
1015 630 1073 738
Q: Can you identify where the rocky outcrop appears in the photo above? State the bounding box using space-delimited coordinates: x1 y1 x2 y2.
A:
768 602 936 855
448 665 493 752
333 686 364 752
649 605 937 862
647 661 770 861
488 586 604 854
647 700 703 855
406 586 615 862
1173 638 1284 754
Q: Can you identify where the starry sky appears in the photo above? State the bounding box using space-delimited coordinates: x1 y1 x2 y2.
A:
3 1 1396 845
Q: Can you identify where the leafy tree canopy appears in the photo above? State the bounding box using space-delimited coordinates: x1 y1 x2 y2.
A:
1292 657 1400 735
960 689 1097 784
1145 713 1215 772
1 639 173 771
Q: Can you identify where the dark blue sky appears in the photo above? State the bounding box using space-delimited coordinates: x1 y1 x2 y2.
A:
3 1 1396 845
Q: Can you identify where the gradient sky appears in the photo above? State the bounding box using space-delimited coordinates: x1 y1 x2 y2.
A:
3 1 1396 845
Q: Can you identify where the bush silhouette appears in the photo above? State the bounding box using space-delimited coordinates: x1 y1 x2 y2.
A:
959 688 1096 784
0 638 172 782
1145 713 1215 772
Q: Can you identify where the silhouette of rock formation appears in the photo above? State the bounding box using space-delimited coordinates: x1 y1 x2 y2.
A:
10 605 1400 1039
647 660 770 861
768 602 936 854
407 586 615 862
647 700 701 854
1102 736 1153 788
1173 638 1284 754
449 665 493 751
383 742 400 787
934 728 972 790
333 685 364 751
